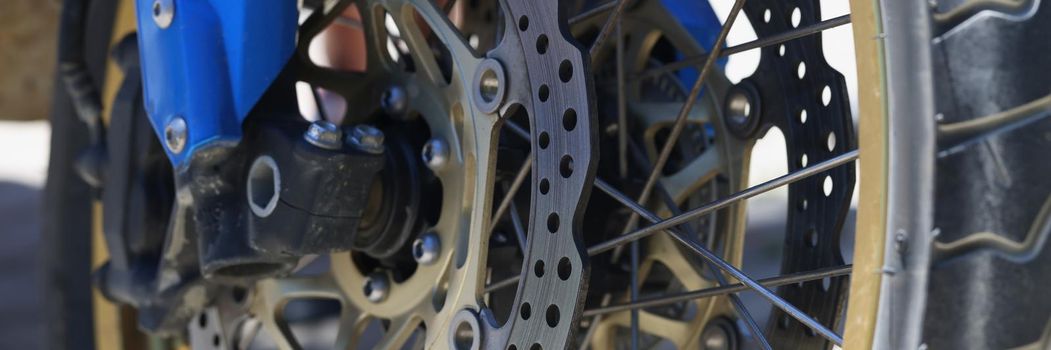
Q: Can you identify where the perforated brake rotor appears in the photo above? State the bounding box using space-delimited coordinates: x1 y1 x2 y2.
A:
571 0 751 348
563 0 856 348
232 0 598 349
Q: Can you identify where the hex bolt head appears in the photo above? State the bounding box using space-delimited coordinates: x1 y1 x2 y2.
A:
164 117 188 154
412 232 441 265
381 86 408 117
348 124 385 154
363 272 390 303
152 0 174 29
421 138 449 171
304 120 343 150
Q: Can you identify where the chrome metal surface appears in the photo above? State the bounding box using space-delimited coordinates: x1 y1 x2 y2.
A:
363 272 390 303
152 0 174 29
472 58 506 114
347 124 384 154
163 116 187 154
412 231 441 265
381 85 408 117
304 120 343 150
421 137 449 171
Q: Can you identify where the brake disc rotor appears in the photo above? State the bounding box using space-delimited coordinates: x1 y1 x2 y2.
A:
566 0 855 348
229 0 597 348
571 0 748 348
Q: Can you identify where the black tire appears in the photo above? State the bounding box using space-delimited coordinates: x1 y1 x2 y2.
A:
42 0 118 348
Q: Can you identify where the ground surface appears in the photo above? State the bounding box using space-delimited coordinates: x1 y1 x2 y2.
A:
0 121 50 349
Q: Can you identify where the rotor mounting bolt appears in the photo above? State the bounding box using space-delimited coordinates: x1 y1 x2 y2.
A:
381 85 408 117
473 59 507 114
422 138 449 171
348 124 385 154
449 309 481 350
164 116 188 154
723 83 762 139
304 120 343 150
412 232 441 265
700 318 738 350
152 0 174 29
363 272 390 303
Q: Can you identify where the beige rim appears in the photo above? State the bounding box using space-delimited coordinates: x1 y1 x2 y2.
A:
844 0 888 348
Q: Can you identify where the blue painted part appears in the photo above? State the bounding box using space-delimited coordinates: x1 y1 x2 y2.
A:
660 0 726 88
136 0 298 166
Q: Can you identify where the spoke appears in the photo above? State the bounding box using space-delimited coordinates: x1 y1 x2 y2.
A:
625 137 771 349
590 180 846 345
588 150 859 256
484 275 519 294
578 294 614 350
616 21 629 178
569 0 619 26
630 238 640 350
588 0 634 61
615 0 745 260
505 120 530 140
583 265 852 316
489 153 534 234
635 14 852 81
650 179 773 350
507 184 529 253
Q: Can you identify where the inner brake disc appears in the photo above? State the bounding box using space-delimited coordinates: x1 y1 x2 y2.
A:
225 0 599 348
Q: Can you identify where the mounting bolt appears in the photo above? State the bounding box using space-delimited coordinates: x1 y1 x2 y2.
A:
381 85 408 117
700 318 738 350
449 309 482 350
473 59 507 114
422 138 449 171
152 0 174 29
164 117 188 154
363 272 390 303
412 232 441 265
304 120 343 150
348 125 385 154
723 82 762 139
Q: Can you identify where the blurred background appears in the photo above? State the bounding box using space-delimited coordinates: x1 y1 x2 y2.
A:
0 0 61 348
0 0 856 348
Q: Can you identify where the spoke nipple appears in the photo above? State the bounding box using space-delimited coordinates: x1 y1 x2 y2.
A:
304 120 343 150
164 116 188 154
412 232 441 265
422 138 450 171
363 272 390 303
347 124 385 154
894 230 909 253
